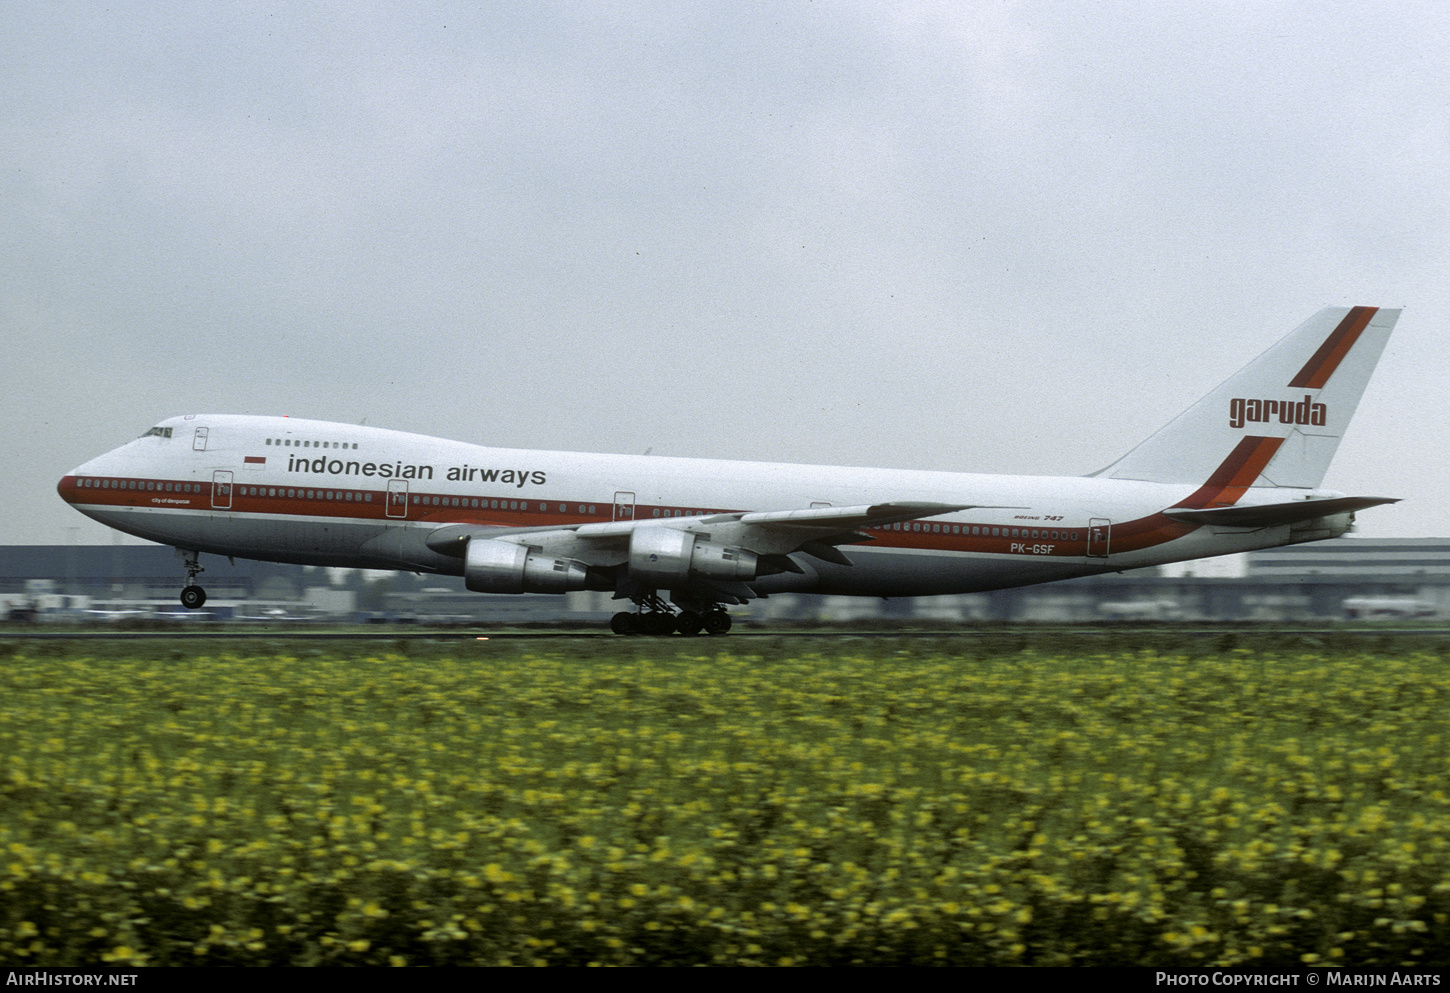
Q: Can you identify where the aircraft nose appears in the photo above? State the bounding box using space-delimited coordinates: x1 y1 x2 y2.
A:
59 455 105 505
58 468 80 504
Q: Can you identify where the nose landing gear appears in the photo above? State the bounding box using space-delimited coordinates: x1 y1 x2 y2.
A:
178 550 207 610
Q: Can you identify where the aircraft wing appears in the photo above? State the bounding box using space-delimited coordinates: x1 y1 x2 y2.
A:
425 501 1001 562
1162 495 1398 528
574 501 980 537
425 500 1012 603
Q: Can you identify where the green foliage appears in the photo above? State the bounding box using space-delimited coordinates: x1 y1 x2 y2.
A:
2 640 1448 965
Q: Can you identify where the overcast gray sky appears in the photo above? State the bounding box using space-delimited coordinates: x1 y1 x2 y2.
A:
5 1 1446 545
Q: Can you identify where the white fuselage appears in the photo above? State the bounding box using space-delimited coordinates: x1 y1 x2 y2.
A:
58 414 1341 598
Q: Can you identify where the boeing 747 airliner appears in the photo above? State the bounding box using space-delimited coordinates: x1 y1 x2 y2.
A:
59 306 1401 633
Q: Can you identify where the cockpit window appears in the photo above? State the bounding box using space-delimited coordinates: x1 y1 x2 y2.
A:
140 427 173 439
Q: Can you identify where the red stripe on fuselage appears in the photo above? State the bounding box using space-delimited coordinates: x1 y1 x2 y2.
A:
1174 435 1284 510
1105 436 1283 554
60 474 1096 558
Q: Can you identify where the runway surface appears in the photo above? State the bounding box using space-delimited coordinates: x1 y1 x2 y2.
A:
6 626 1450 641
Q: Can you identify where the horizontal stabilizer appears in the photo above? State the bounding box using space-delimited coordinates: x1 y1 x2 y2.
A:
1162 496 1398 528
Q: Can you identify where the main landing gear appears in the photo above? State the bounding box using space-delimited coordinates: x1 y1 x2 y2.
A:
610 592 732 636
178 550 207 610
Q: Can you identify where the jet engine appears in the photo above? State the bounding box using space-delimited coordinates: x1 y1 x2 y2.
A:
627 527 759 586
464 538 592 594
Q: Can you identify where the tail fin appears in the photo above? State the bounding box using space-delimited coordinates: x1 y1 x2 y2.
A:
1095 306 1400 488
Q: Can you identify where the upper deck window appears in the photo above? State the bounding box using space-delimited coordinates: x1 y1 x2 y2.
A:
140 427 173 439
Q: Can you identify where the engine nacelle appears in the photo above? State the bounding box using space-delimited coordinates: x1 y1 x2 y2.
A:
464 538 591 594
628 528 759 587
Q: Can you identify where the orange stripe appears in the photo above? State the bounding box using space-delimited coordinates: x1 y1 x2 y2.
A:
1210 436 1283 506
1288 306 1376 389
1098 436 1286 556
1174 436 1283 510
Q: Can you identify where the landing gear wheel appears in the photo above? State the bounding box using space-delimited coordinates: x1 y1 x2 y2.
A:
178 550 206 610
702 610 732 635
644 612 677 636
610 611 637 635
676 611 704 636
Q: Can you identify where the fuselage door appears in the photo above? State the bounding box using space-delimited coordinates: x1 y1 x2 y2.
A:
386 479 410 519
193 427 209 451
613 491 635 522
1087 518 1111 559
211 470 233 510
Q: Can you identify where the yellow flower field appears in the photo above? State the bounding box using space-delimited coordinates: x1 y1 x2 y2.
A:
1 638 1447 966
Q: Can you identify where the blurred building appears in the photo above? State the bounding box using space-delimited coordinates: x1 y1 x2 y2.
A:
899 538 1450 623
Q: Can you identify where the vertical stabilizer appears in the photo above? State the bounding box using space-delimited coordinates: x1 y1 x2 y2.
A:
1095 306 1399 488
